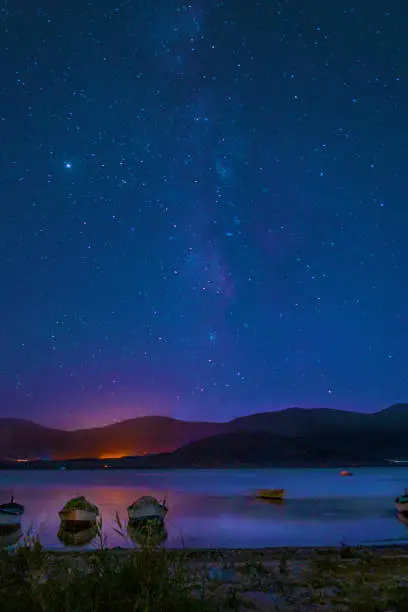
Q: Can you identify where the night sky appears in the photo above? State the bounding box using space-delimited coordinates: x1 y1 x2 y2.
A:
1 1 407 429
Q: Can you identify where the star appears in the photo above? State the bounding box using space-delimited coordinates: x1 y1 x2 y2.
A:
0 0 406 429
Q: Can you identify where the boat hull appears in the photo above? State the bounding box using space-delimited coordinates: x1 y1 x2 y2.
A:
0 512 22 527
128 504 167 522
396 502 408 513
256 489 285 500
127 496 167 523
58 509 98 523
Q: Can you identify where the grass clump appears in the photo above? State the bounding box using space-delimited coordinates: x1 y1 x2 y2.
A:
36 549 214 611
0 526 227 612
4 526 408 611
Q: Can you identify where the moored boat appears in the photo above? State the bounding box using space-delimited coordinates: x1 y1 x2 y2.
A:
256 489 285 500
340 470 353 476
127 496 167 523
58 496 99 525
395 490 408 514
0 497 25 530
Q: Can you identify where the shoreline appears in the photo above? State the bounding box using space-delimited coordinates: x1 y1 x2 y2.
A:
44 543 408 558
0 462 395 470
4 542 408 609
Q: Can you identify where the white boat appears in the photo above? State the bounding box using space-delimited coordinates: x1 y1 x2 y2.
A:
0 497 25 528
127 496 167 523
58 496 99 524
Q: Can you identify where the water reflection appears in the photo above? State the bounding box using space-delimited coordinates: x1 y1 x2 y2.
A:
397 511 408 527
57 523 98 547
127 521 168 548
257 498 285 507
0 526 22 549
1 468 408 549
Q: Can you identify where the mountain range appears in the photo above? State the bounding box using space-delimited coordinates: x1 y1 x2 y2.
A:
1 404 408 466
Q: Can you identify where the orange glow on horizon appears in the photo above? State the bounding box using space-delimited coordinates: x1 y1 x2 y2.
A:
99 452 133 459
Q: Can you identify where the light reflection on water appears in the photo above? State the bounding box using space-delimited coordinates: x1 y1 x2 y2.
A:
0 468 407 550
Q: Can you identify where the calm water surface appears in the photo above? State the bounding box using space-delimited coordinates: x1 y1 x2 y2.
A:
1 468 407 550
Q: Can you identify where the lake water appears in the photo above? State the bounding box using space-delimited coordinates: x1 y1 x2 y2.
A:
1 468 408 550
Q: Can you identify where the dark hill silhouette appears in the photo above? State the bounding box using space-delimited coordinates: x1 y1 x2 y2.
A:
0 416 224 460
144 431 371 468
229 407 368 437
0 419 66 459
68 417 223 459
1 404 408 462
372 403 408 426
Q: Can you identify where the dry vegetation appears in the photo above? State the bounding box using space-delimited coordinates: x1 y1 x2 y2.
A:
1 527 408 611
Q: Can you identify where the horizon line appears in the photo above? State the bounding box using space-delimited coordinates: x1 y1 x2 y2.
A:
0 403 403 432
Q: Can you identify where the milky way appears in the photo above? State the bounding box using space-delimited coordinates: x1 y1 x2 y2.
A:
0 1 407 428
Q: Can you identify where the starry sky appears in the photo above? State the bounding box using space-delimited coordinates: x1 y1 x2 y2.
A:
1 0 407 429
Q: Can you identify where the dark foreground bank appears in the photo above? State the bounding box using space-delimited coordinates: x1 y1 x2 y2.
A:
2 537 408 611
